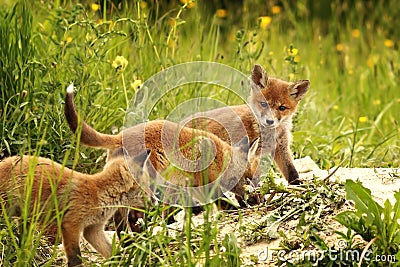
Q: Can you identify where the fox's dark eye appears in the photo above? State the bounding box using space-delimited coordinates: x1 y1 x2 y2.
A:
260 102 268 108
279 105 287 111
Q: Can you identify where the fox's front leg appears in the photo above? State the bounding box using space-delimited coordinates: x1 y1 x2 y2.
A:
273 133 301 185
61 221 83 267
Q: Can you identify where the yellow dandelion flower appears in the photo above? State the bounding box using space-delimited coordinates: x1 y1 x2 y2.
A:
287 47 298 56
112 55 128 72
91 3 100 11
367 57 374 68
373 99 381 105
384 39 394 48
216 9 228 18
180 0 195 9
131 79 143 90
336 43 344 52
259 16 272 29
351 29 360 38
140 1 147 9
359 116 368 123
333 105 339 110
66 36 73 44
272 5 281 15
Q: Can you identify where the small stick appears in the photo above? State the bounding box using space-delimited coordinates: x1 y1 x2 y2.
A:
358 236 378 267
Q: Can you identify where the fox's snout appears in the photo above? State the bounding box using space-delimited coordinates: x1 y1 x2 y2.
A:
265 119 275 126
260 113 279 128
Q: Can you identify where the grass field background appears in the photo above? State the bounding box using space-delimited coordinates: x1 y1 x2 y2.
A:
0 0 399 266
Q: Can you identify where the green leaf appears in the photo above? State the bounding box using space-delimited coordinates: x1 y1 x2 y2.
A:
388 191 400 244
335 210 363 232
344 180 383 232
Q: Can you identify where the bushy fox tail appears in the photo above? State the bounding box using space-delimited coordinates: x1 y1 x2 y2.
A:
64 84 122 149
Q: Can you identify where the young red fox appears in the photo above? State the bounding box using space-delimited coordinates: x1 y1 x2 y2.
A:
0 151 151 267
64 85 259 230
182 64 310 185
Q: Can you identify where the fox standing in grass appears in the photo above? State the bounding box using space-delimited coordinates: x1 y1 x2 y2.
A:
183 64 310 185
0 151 152 267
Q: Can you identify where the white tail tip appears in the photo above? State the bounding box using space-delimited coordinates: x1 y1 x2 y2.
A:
66 83 74 94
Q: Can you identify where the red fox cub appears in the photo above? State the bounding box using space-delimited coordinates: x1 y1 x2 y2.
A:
64 85 259 228
65 86 258 197
183 64 310 185
0 151 151 267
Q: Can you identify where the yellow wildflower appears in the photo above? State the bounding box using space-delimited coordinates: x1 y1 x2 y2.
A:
288 73 295 81
131 80 143 90
259 16 272 29
384 39 394 48
336 43 344 52
373 99 381 105
180 0 195 9
287 47 298 56
294 55 300 63
216 9 228 18
367 54 379 68
367 57 373 68
358 116 368 123
140 1 147 9
272 5 281 15
351 29 360 38
268 51 274 56
333 105 339 110
66 36 73 44
112 56 128 72
91 3 100 11
348 69 353 75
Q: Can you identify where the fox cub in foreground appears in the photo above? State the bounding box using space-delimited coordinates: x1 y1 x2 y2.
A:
0 151 151 267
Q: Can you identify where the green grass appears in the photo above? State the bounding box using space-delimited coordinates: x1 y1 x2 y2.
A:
0 0 399 266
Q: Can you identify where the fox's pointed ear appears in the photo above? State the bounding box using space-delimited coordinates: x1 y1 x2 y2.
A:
288 80 310 101
248 138 259 159
251 64 269 89
234 136 250 153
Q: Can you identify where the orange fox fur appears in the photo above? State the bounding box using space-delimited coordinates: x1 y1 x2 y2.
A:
0 152 151 267
65 85 258 194
64 85 259 232
182 64 309 184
